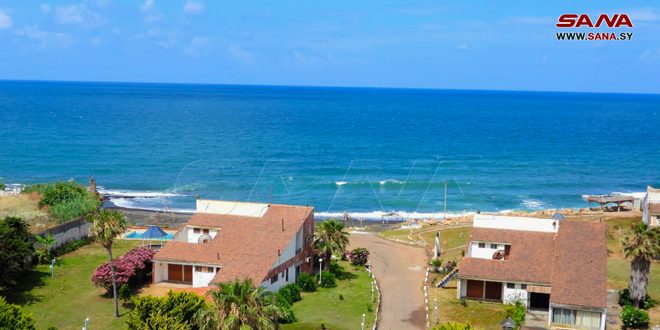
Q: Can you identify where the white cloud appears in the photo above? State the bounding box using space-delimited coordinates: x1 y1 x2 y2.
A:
14 25 72 48
509 16 552 25
0 10 13 29
640 49 660 62
183 0 205 15
184 36 210 57
456 43 469 50
627 8 660 22
40 4 51 14
227 44 254 65
140 0 162 24
55 4 104 27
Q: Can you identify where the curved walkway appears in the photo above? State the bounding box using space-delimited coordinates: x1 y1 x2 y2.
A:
350 232 428 330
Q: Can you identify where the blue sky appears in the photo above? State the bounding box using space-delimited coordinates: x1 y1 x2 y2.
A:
0 1 659 93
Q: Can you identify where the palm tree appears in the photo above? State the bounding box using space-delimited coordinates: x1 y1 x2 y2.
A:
620 222 660 308
313 219 350 269
89 209 127 317
200 278 280 330
35 233 57 263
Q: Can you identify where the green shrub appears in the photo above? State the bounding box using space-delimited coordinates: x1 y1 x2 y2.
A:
349 247 370 266
459 297 467 307
24 181 100 223
431 258 442 273
119 284 132 305
329 261 342 275
0 182 5 190
50 236 94 257
278 304 297 324
126 292 206 330
277 283 302 304
296 272 317 292
618 288 657 309
504 300 526 329
0 217 35 288
320 271 337 288
0 297 36 330
432 322 474 330
621 305 649 329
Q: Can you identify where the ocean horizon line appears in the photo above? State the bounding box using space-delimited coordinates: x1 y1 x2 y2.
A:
2 79 660 97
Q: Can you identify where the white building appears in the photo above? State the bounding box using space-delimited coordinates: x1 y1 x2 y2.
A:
152 200 315 291
456 214 608 330
642 186 660 227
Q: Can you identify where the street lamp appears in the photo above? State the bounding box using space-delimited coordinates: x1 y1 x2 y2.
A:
501 317 515 330
318 258 323 285
371 282 374 302
50 258 56 278
82 317 90 330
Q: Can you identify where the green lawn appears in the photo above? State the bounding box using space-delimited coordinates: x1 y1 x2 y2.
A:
1 240 141 330
283 261 378 330
420 226 471 261
428 283 507 328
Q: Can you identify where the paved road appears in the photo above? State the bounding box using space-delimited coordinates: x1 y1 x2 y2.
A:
350 232 428 330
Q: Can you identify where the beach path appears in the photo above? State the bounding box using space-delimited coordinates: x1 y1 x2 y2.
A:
350 232 427 330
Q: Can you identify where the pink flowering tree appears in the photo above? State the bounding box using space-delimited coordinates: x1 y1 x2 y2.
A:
92 247 156 293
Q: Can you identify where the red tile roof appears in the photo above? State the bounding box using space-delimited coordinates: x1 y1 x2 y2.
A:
457 228 555 284
550 221 607 308
457 220 608 309
153 203 313 284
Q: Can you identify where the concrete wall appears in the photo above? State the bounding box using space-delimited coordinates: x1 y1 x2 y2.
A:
35 218 91 250
186 227 218 243
260 263 297 291
153 261 168 283
474 214 557 233
468 241 505 259
192 266 217 287
196 199 269 217
503 283 529 305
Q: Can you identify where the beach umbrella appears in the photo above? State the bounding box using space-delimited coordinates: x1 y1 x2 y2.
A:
140 226 168 245
434 232 441 259
552 213 565 221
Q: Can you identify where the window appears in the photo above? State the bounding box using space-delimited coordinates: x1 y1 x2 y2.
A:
521 284 527 290
285 268 289 282
552 308 576 325
490 244 498 249
506 283 515 289
270 275 278 284
203 229 209 235
193 228 200 234
195 266 202 272
478 243 485 248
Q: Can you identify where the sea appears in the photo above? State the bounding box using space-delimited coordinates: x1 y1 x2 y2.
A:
1 80 658 220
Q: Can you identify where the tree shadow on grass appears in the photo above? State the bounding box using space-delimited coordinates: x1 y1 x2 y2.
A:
0 267 50 305
333 263 358 281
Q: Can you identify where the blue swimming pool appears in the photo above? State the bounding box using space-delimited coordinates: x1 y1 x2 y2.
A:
124 231 174 240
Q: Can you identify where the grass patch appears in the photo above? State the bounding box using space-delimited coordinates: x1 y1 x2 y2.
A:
428 283 507 328
378 227 417 243
0 193 52 233
0 240 141 329
420 226 471 261
283 261 377 330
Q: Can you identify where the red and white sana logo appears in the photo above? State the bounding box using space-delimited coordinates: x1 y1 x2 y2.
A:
556 14 633 28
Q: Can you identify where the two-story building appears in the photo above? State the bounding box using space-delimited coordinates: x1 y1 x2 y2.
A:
152 199 315 291
642 186 660 227
456 214 607 330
